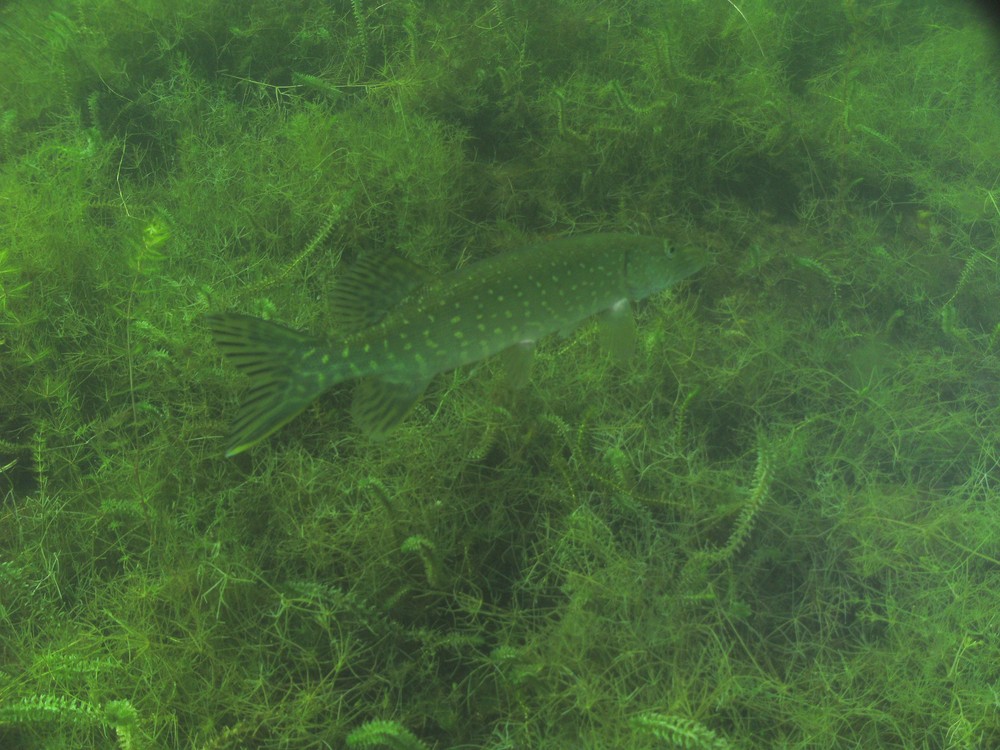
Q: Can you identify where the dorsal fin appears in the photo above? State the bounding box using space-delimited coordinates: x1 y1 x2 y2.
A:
330 250 434 332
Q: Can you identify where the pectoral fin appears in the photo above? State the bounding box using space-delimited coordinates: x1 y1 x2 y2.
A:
598 300 637 362
501 341 535 390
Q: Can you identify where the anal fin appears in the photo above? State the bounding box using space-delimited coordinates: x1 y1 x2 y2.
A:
351 376 432 438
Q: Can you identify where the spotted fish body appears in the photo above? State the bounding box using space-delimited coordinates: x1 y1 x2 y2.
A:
208 233 705 456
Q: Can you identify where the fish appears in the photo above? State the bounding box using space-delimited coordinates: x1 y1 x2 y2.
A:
206 233 706 456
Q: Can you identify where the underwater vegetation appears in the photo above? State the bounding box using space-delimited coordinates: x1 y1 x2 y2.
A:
1 0 999 747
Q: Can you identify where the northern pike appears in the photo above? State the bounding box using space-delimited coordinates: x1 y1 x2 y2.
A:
207 233 705 456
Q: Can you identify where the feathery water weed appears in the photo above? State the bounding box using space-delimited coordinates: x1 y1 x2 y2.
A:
0 695 143 750
630 711 734 750
401 535 445 589
346 719 429 750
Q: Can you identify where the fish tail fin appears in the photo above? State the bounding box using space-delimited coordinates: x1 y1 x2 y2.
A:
206 313 339 457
